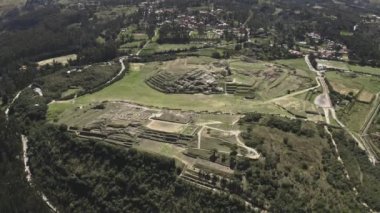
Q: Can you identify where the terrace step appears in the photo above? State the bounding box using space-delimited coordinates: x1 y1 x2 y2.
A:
180 174 216 190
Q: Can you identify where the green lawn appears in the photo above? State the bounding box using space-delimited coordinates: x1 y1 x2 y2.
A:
48 59 294 118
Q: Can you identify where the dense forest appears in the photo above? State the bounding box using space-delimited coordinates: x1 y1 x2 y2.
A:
0 115 49 212
0 2 138 98
27 124 250 212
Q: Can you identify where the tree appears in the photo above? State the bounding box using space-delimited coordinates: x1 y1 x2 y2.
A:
212 52 221 59
1 95 8 106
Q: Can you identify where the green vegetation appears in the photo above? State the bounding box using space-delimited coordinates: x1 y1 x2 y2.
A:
340 31 354 37
11 88 47 121
319 60 380 75
48 60 292 117
332 129 380 211
236 114 363 211
94 5 138 21
326 72 380 93
0 115 49 212
61 88 83 99
139 42 204 56
339 102 373 132
35 63 121 100
28 124 250 212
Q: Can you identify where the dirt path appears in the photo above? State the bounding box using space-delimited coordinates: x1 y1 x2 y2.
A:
5 84 32 120
264 83 321 104
201 125 260 159
105 57 127 85
305 55 321 76
196 121 222 149
33 87 43 97
21 135 58 212
136 40 150 56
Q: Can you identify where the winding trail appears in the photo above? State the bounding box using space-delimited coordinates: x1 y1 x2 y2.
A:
4 84 32 120
105 57 127 85
198 124 260 160
21 135 58 212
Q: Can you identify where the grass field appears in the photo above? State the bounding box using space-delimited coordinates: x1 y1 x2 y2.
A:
48 58 297 118
200 137 232 153
274 96 321 120
134 140 195 167
48 57 316 119
318 60 380 75
139 42 204 55
339 102 373 132
275 58 312 74
326 72 380 93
